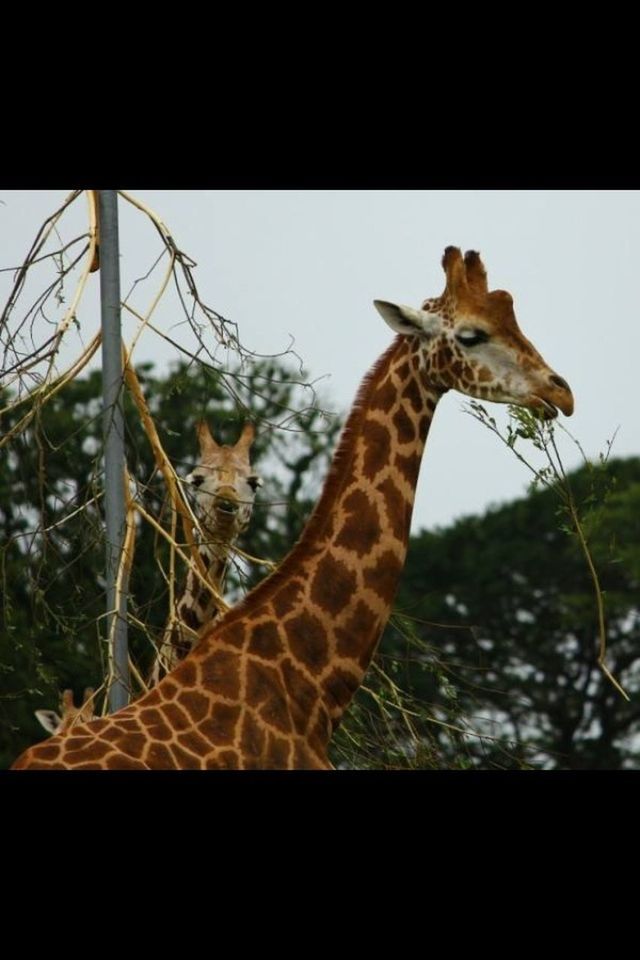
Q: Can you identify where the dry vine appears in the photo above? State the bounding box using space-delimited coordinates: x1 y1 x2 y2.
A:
0 189 329 718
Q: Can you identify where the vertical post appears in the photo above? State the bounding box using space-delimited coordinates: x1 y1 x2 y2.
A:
99 190 130 712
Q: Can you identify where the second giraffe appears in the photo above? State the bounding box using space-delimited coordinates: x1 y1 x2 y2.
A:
150 420 261 683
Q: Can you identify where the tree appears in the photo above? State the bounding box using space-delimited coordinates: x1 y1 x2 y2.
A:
378 457 640 768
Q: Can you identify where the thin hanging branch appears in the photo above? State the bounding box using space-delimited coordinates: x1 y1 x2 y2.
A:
464 401 630 702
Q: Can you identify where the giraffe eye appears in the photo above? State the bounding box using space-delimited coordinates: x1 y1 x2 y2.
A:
247 476 262 492
190 475 205 488
456 329 490 347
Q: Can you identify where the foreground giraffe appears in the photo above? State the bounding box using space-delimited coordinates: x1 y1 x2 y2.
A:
150 420 260 684
12 247 574 770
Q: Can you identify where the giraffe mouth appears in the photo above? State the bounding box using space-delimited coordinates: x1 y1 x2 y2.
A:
530 396 559 420
215 499 240 516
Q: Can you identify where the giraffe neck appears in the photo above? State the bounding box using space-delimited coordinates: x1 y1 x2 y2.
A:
11 336 442 770
180 538 232 633
154 536 233 679
197 335 441 751
176 493 255 644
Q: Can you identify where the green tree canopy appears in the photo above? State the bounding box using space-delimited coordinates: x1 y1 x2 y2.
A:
374 456 640 768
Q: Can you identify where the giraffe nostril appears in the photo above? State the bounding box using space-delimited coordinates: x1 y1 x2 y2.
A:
550 374 571 393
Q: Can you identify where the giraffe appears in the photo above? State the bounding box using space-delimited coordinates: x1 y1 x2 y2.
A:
150 419 261 684
31 420 261 737
35 688 96 736
12 247 574 770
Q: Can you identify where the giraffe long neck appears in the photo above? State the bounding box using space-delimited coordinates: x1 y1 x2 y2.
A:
196 335 440 757
153 537 233 681
177 542 231 634
10 337 442 770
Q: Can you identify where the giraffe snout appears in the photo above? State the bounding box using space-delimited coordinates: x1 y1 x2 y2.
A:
547 372 574 416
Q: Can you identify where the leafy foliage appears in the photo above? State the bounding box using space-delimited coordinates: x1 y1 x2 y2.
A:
379 457 640 768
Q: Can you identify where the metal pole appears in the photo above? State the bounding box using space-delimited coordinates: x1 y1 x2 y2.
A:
99 190 130 712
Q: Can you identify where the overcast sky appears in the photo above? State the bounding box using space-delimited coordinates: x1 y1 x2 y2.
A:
2 190 639 533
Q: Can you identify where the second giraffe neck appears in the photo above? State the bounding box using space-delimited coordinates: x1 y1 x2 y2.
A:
178 540 231 634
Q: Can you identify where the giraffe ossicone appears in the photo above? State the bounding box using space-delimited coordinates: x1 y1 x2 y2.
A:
13 247 574 769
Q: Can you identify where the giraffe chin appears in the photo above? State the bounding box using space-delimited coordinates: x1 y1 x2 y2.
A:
211 509 241 538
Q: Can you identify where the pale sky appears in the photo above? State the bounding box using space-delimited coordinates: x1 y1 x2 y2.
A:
2 190 639 532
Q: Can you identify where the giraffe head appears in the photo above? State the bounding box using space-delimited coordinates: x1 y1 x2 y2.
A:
186 421 261 540
35 687 96 736
375 246 573 418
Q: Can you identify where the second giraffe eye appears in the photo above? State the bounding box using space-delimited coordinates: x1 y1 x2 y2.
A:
456 329 490 347
247 476 262 492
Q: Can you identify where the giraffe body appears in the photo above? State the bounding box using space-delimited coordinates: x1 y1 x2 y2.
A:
12 248 573 769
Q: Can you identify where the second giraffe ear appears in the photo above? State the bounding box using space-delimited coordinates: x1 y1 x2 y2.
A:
374 300 442 338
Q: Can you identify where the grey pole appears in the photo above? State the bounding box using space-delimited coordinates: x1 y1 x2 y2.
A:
99 190 130 712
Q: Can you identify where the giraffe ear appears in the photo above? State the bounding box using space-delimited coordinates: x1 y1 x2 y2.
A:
374 300 441 338
35 710 61 734
196 420 219 456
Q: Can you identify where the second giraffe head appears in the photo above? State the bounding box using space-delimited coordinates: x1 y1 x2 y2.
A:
186 421 261 540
